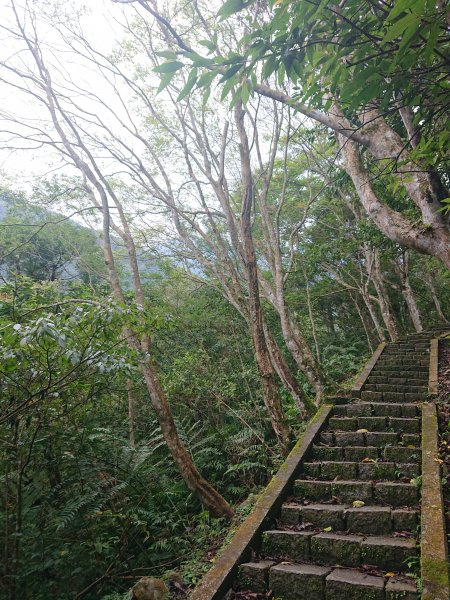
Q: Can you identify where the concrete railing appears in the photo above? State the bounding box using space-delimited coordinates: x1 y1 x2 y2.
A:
190 404 332 600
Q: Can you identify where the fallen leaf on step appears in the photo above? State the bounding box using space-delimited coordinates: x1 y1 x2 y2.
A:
352 500 365 508
434 458 443 463
356 429 368 433
362 457 376 462
385 572 396 578
323 526 332 532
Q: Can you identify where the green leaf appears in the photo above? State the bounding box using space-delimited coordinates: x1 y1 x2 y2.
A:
241 82 250 105
156 71 175 94
197 70 217 89
386 0 416 22
220 76 236 100
219 63 243 83
155 50 178 60
177 74 198 101
217 0 255 20
153 61 184 74
382 13 418 45
423 23 440 63
198 39 217 52
184 52 215 68
262 55 278 80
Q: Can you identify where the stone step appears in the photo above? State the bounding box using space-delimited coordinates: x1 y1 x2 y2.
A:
238 561 418 599
381 347 429 352
328 416 420 433
293 479 419 506
370 365 429 373
280 503 419 534
326 430 419 446
267 564 418 600
303 461 420 481
310 444 420 462
377 357 429 364
332 402 420 418
363 384 428 394
261 530 417 571
367 373 428 387
360 390 426 402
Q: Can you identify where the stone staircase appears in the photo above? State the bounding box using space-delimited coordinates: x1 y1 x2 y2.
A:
234 328 448 600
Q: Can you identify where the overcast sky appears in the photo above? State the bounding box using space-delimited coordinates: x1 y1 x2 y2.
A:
0 0 132 186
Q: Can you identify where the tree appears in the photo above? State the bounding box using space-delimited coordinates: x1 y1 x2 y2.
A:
0 188 105 284
0 1 232 519
137 0 450 267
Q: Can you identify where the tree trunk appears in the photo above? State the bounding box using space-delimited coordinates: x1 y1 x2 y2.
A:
361 290 386 343
264 325 312 416
235 101 291 454
127 380 135 448
351 294 375 353
141 360 234 517
259 278 326 404
402 282 423 333
370 249 398 341
393 252 423 333
424 272 448 323
336 132 450 268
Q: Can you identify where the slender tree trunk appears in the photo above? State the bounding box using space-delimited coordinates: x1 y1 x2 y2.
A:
351 294 375 353
141 360 234 517
300 257 321 362
260 279 326 404
424 272 448 323
264 325 312 416
370 249 398 341
393 252 423 333
361 290 386 342
92 183 233 518
235 101 291 454
127 380 135 448
402 281 423 333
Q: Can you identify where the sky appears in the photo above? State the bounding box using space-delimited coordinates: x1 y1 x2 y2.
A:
0 0 133 186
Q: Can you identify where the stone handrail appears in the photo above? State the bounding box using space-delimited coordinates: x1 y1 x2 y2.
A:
190 404 332 600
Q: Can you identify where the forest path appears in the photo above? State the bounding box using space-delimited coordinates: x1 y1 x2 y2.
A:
193 327 450 600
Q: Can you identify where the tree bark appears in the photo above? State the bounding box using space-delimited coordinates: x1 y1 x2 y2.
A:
337 132 450 268
369 248 398 341
141 360 233 517
264 325 312 416
127 380 135 448
424 272 448 323
393 252 423 333
235 101 291 454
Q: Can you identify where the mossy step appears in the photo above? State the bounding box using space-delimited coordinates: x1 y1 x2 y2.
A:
293 479 419 506
370 365 428 373
303 460 419 481
331 402 420 418
262 530 417 571
260 563 419 600
320 430 420 446
367 374 428 382
311 445 380 461
365 384 428 394
360 390 427 402
311 444 420 462
328 416 420 433
280 502 419 534
376 359 429 366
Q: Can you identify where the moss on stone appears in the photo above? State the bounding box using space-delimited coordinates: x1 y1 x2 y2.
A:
422 556 450 591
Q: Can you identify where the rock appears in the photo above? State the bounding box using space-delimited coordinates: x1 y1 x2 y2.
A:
131 578 168 600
